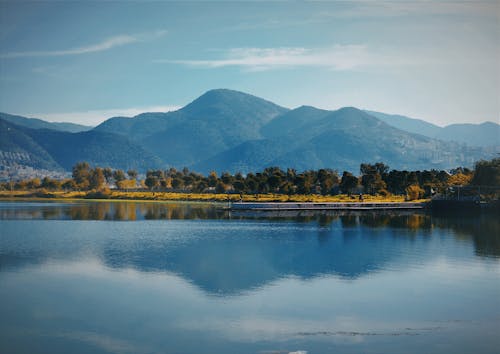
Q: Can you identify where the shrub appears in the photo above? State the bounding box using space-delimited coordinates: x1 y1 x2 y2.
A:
406 184 424 201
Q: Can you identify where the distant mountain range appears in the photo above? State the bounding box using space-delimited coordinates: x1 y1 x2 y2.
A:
0 112 91 133
366 110 500 147
1 89 499 177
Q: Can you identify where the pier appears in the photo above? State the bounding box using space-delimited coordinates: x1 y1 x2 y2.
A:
229 202 426 211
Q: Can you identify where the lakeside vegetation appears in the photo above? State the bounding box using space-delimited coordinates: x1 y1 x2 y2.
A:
1 158 498 203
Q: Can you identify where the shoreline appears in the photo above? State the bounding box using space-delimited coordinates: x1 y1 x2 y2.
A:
0 191 430 210
0 190 428 204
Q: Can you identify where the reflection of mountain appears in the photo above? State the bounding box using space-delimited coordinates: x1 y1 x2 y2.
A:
97 212 496 295
1 203 498 295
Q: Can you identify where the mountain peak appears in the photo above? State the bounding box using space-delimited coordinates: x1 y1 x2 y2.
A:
180 88 288 121
182 88 287 113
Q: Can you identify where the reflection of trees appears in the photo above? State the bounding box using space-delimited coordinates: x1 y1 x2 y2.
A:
3 202 499 259
318 214 339 227
432 213 500 258
359 213 391 228
340 214 358 228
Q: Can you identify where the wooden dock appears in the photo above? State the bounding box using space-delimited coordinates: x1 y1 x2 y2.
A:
229 202 426 211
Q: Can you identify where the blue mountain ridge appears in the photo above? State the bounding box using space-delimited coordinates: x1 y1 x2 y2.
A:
1 89 498 175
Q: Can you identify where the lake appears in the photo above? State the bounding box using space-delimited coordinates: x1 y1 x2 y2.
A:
0 200 499 354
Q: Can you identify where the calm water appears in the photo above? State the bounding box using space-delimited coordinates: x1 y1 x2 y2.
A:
0 201 499 354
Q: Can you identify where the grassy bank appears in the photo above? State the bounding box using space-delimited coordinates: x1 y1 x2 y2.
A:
0 190 429 203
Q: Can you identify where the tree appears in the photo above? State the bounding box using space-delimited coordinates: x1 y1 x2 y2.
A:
360 163 387 195
208 171 218 187
471 158 500 186
233 179 246 193
221 172 234 186
127 170 138 180
144 170 160 190
103 167 113 184
89 167 105 190
406 184 424 200
318 169 339 195
215 181 226 193
41 177 61 190
27 178 41 189
117 179 136 190
72 162 91 190
113 170 126 184
171 177 184 189
340 171 358 195
62 179 77 191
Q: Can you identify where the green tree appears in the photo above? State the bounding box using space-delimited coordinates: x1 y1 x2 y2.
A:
113 170 126 184
89 167 105 190
127 169 138 180
340 171 358 195
471 158 500 186
41 177 61 190
171 177 184 189
318 169 339 195
215 181 226 193
62 179 77 191
360 163 387 195
103 167 113 184
145 175 159 190
72 162 91 190
208 171 218 187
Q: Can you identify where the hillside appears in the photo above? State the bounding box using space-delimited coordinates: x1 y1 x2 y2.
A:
0 119 163 173
0 119 62 171
366 110 499 147
435 122 500 147
1 89 498 176
195 107 489 173
95 89 288 166
24 128 163 171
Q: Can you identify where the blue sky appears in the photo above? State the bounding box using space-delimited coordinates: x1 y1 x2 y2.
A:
0 1 498 126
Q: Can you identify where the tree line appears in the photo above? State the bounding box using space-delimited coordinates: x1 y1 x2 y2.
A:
2 158 498 200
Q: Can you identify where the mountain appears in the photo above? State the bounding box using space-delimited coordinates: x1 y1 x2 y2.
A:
0 112 92 133
0 119 62 171
0 118 163 173
1 89 498 176
364 110 441 138
195 106 491 173
261 105 331 138
95 89 288 167
366 110 499 147
434 122 500 147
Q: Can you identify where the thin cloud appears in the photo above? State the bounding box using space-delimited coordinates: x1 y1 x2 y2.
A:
157 45 413 72
0 30 167 59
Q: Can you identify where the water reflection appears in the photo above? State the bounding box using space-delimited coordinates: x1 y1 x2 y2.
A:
0 201 226 221
1 201 499 295
1 201 499 354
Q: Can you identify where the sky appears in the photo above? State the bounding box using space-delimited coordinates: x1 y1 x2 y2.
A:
0 1 498 127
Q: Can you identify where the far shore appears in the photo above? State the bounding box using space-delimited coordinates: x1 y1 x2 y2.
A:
0 190 429 205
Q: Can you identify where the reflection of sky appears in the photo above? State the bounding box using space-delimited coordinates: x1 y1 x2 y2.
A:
1 206 500 353
1 257 499 354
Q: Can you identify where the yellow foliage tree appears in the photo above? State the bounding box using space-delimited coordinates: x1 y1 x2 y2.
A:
447 173 472 186
406 184 424 201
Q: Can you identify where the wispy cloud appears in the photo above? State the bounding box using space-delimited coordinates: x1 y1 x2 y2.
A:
157 45 413 72
0 30 167 59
